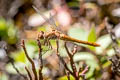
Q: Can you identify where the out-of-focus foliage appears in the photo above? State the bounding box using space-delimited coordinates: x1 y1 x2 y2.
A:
96 34 112 54
0 18 18 44
0 0 120 80
0 73 8 80
68 27 88 47
88 24 96 50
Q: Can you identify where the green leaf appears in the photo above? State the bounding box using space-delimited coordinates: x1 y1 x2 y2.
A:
0 19 18 44
50 40 56 48
74 52 98 78
88 24 96 50
67 1 79 7
7 24 18 44
107 49 115 56
24 40 39 58
74 52 98 67
58 75 74 80
68 27 88 46
11 51 26 63
0 18 7 31
88 24 96 42
37 25 46 32
102 61 111 68
6 62 26 74
59 47 68 57
86 66 95 78
74 52 95 61
0 18 8 38
95 34 112 54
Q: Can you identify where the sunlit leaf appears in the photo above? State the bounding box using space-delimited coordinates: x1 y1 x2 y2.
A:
102 61 111 68
24 40 39 58
74 52 98 78
5 63 19 74
74 52 95 61
107 49 115 56
11 51 26 63
88 24 96 50
25 43 37 58
0 18 7 31
37 25 46 32
86 66 95 78
6 62 26 74
0 18 7 38
7 23 16 38
59 47 68 57
50 40 57 48
41 49 53 59
58 75 74 80
68 27 88 41
89 78 95 80
95 34 112 54
88 25 96 42
118 40 120 45
0 19 18 44
68 27 88 46
7 24 18 44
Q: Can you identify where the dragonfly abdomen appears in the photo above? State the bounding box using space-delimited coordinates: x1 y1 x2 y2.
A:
60 34 100 47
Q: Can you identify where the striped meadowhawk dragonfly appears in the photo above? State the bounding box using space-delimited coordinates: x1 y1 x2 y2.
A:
32 6 100 47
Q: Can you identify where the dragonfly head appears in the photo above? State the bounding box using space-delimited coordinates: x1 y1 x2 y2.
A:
38 31 45 39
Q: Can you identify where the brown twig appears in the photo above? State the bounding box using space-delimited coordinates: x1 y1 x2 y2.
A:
71 45 77 56
56 40 90 80
37 33 43 80
21 40 38 80
79 66 89 78
56 40 73 75
105 17 120 76
10 59 27 80
25 66 33 80
4 46 27 80
64 42 78 79
105 17 120 56
66 71 70 80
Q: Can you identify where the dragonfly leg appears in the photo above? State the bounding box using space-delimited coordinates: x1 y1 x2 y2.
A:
47 38 53 49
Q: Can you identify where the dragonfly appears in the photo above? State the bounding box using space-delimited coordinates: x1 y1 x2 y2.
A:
33 6 100 47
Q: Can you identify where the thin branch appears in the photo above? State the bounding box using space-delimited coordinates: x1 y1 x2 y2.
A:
37 34 43 80
4 46 26 80
21 40 38 80
80 66 89 76
105 17 120 76
79 66 89 80
71 45 77 56
105 17 120 56
66 71 70 80
105 17 118 44
105 17 120 61
64 42 71 57
56 40 73 75
78 67 82 77
25 66 33 80
56 39 59 54
11 60 27 79
64 42 77 78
